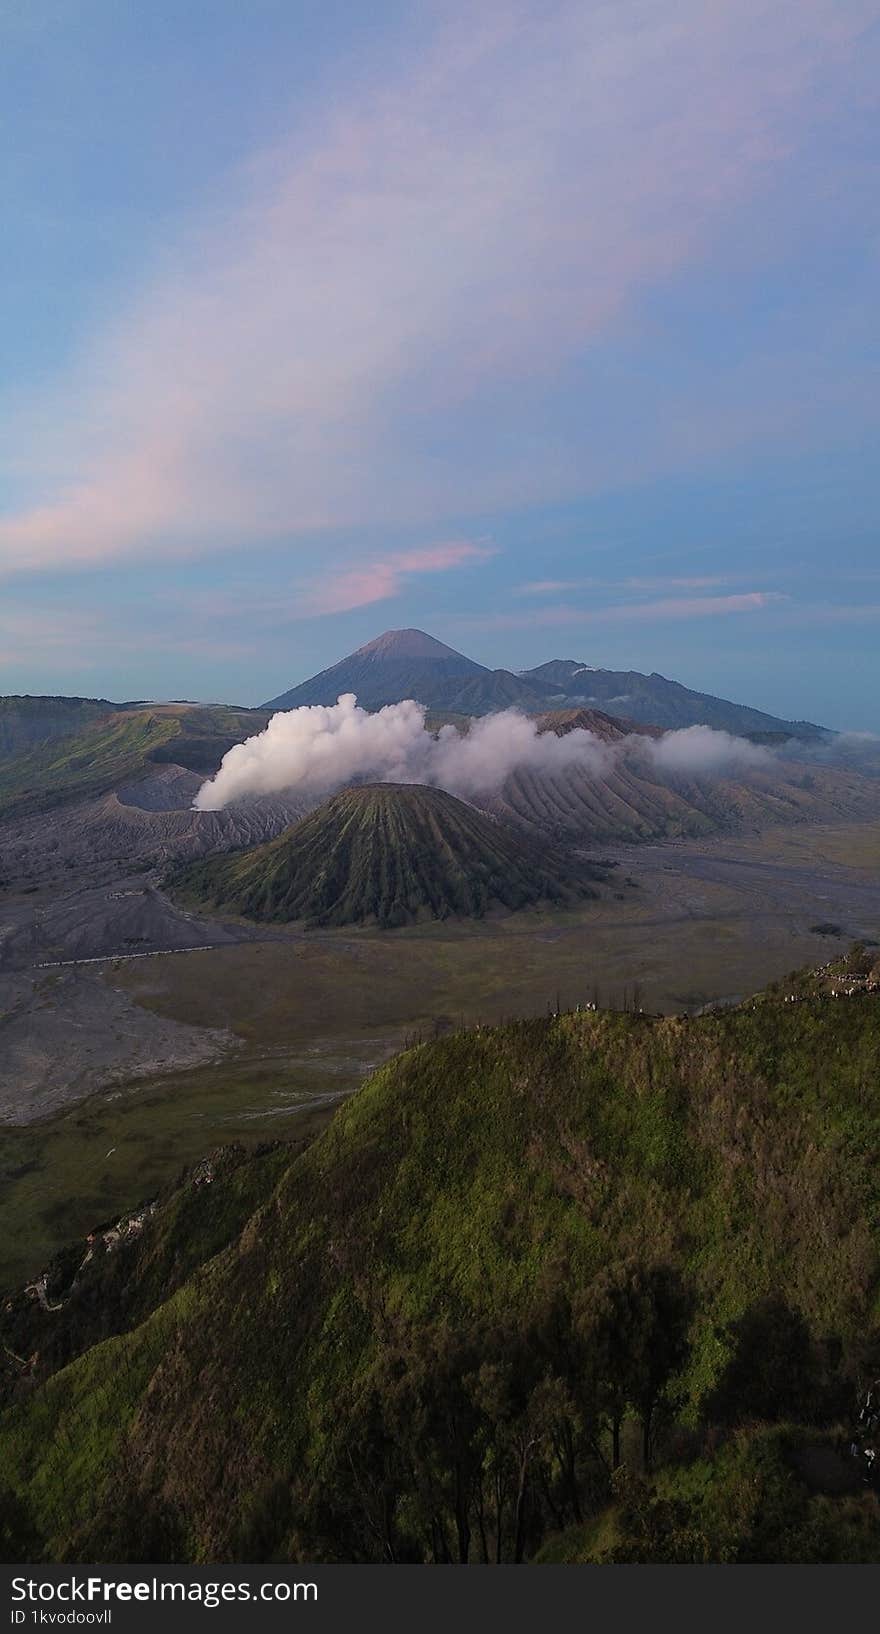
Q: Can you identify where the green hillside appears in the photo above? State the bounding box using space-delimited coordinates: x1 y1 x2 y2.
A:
0 711 180 819
0 1142 292 1403
172 782 602 927
0 704 270 820
0 695 118 757
2 950 879 1563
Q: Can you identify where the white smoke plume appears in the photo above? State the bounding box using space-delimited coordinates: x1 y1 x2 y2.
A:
194 694 613 809
642 724 771 778
194 693 783 811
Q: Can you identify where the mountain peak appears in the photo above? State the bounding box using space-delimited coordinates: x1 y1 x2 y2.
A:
263 632 824 737
263 628 489 712
354 629 467 661
174 781 600 928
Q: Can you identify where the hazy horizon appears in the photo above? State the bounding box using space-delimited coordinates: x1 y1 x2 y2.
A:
5 619 866 736
2 2 879 729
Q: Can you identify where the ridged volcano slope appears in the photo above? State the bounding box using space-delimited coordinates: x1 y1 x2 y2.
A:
172 782 601 927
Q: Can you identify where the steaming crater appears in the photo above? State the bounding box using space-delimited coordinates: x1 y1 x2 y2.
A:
194 692 776 814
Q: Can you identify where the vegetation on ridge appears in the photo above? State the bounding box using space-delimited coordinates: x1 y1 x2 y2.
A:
1 951 879 1562
0 696 118 757
0 704 270 820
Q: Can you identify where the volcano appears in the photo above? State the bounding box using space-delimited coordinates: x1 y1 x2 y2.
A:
264 629 486 712
263 628 556 714
263 628 826 734
172 781 602 927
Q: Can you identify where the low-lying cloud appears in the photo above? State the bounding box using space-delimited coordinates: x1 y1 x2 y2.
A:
778 730 880 773
194 695 613 809
643 725 771 778
194 694 776 811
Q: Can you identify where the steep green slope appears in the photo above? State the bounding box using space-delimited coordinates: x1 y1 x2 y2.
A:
0 1143 292 1405
2 953 879 1563
172 782 602 927
0 711 181 818
0 704 271 819
145 706 271 773
0 695 118 756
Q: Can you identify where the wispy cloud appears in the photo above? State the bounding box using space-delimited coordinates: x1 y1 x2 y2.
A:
0 608 105 670
772 602 880 627
467 591 787 630
514 581 585 597
296 541 496 617
0 604 260 677
1 0 872 577
160 540 496 627
602 592 788 622
514 574 744 597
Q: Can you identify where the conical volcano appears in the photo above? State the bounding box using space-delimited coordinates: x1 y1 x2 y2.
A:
173 782 601 927
263 629 488 712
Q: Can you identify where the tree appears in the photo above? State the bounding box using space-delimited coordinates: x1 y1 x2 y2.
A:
578 1261 692 1472
708 1297 821 1426
0 1481 42 1563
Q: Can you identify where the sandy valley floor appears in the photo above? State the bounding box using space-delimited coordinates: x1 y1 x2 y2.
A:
1 816 878 1284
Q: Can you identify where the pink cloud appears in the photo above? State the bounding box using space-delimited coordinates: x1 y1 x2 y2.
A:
297 541 495 616
514 579 585 597
0 1 875 576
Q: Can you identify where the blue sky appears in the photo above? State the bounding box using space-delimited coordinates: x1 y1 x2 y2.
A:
1 0 878 728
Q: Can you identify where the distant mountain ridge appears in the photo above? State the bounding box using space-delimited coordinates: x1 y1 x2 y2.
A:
522 659 826 738
0 695 117 756
264 628 826 738
0 631 832 846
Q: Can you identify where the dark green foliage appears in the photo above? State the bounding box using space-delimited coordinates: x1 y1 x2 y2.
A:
576 1262 692 1471
551 1430 879 1563
61 1482 189 1565
0 1143 291 1406
707 1298 827 1426
172 782 602 927
0 1481 41 1563
3 971 880 1562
